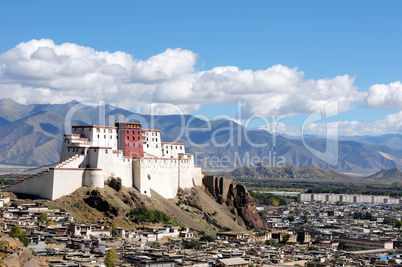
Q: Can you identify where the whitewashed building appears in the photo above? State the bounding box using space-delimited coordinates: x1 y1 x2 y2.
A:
3 122 203 200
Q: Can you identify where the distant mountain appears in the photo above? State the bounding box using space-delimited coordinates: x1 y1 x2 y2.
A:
220 163 353 180
341 134 402 151
366 168 402 179
0 98 401 174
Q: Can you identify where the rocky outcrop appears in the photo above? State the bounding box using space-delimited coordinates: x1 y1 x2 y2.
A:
203 175 265 229
84 190 119 218
107 177 122 192
0 232 48 267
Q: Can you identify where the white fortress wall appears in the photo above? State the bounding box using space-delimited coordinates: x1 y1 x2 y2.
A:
133 158 180 199
60 134 88 162
143 130 162 157
72 126 118 149
3 170 54 200
192 166 203 186
178 159 194 189
85 148 133 187
50 168 85 200
110 153 133 188
162 143 185 158
83 169 104 189
55 154 85 169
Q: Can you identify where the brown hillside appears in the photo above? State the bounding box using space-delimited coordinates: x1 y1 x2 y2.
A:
37 182 251 235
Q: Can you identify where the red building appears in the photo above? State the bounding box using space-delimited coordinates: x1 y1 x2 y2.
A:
115 122 144 157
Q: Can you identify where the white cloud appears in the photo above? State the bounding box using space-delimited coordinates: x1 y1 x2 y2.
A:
0 39 364 117
262 111 402 136
366 81 402 109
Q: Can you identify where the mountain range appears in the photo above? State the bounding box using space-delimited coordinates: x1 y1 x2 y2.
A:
0 98 402 174
220 163 402 180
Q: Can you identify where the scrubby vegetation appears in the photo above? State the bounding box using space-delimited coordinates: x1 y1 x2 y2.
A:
184 240 201 250
199 234 215 242
250 192 296 205
127 206 171 224
240 178 402 198
9 225 29 247
38 212 48 223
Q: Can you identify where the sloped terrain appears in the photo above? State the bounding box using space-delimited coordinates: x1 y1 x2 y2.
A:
221 163 353 180
38 182 252 234
0 232 48 267
366 168 402 179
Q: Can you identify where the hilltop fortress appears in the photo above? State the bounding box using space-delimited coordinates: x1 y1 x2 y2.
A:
3 122 203 200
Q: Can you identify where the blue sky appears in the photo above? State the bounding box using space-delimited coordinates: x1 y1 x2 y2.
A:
0 1 401 135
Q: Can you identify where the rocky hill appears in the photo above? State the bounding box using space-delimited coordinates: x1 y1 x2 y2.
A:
366 168 402 179
1 98 402 174
0 232 48 266
202 175 264 229
32 177 262 234
221 163 353 180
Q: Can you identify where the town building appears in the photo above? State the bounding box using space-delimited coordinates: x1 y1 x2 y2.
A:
300 193 402 204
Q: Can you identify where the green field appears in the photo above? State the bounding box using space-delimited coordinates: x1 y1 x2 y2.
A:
239 178 402 198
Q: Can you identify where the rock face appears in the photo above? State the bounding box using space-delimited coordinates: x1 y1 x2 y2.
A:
84 189 119 217
0 232 48 267
203 175 265 229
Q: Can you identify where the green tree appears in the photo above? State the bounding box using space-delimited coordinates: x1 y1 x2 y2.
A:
9 225 29 247
110 223 117 236
200 235 215 242
288 215 295 222
265 239 278 247
104 248 118 267
396 220 402 229
281 233 291 244
149 241 160 248
308 246 319 251
185 240 201 250
127 206 171 224
38 213 48 223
